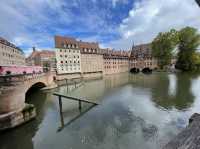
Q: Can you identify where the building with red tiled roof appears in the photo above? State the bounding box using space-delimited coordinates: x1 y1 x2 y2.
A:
54 36 81 75
129 43 158 70
102 48 129 75
26 47 56 72
54 35 131 77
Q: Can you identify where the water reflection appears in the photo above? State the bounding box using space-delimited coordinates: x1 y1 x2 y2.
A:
0 91 49 149
151 73 195 110
1 72 200 149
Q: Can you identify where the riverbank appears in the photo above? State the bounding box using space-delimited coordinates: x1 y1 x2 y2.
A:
163 113 200 149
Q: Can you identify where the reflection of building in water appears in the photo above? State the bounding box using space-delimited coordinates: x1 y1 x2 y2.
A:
104 73 130 89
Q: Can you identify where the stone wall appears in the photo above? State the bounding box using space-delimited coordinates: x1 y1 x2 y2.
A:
81 54 103 73
103 58 129 75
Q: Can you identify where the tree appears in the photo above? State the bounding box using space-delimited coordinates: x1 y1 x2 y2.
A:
176 27 200 71
152 29 179 69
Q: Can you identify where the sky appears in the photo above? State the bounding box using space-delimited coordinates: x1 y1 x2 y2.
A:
0 0 200 56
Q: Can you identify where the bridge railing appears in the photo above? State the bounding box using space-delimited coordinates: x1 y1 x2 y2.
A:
0 73 46 86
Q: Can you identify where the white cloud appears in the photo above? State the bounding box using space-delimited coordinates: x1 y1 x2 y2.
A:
107 0 200 50
111 0 129 7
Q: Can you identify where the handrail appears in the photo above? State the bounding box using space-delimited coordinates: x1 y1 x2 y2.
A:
53 92 99 129
53 93 99 105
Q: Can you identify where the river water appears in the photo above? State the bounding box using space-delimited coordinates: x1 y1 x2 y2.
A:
1 72 200 149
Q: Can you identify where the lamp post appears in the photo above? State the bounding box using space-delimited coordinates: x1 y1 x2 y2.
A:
196 0 200 7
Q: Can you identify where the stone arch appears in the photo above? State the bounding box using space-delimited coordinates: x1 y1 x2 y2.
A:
130 68 140 73
142 67 152 74
25 82 47 102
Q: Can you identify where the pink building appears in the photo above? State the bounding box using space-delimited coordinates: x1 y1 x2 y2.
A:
0 65 43 75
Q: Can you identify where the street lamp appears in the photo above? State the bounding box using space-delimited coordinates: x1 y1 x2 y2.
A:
196 0 200 7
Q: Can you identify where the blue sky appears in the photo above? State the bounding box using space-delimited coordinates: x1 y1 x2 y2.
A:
0 0 200 55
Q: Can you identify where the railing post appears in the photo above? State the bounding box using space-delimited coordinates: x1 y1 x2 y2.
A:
58 96 64 128
78 100 82 111
75 81 77 88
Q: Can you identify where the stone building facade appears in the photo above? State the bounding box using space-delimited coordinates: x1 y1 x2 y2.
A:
54 35 130 78
55 36 81 74
103 49 129 75
26 47 56 72
0 37 25 66
79 41 103 75
129 43 158 70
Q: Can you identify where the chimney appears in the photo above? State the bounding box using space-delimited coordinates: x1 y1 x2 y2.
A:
33 47 36 52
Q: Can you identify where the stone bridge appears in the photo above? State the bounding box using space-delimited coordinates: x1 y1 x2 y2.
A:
0 72 57 130
129 59 158 73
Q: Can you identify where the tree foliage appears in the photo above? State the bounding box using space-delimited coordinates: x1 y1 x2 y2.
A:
152 26 200 71
152 29 179 69
176 27 200 71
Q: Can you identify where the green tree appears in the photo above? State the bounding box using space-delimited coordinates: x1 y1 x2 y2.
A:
176 27 200 71
152 29 179 69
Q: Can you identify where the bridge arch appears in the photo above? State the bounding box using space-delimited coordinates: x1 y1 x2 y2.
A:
130 68 140 73
25 82 47 100
142 67 152 74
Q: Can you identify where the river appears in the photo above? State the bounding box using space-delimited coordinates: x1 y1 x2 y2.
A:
1 72 200 149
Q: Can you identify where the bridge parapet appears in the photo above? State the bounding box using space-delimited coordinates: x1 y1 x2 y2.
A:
0 72 57 130
0 73 46 85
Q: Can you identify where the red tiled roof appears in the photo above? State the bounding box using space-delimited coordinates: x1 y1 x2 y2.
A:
27 50 55 59
102 48 129 59
55 35 78 48
130 43 152 59
78 41 99 49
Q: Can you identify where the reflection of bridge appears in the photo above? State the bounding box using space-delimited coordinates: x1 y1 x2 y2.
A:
129 67 153 73
0 72 57 130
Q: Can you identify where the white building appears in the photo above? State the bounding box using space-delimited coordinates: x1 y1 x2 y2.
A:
55 36 81 74
0 37 25 66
